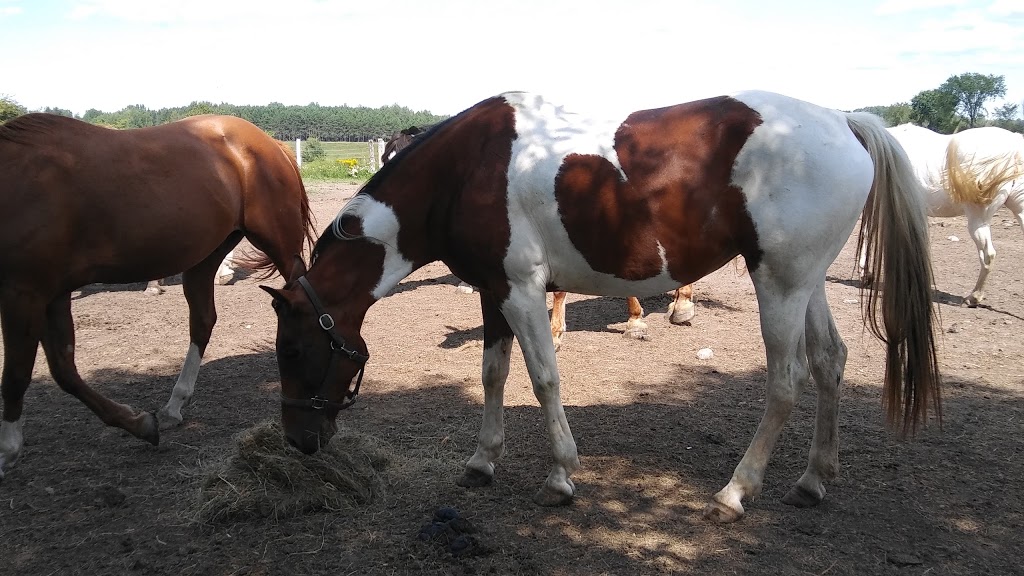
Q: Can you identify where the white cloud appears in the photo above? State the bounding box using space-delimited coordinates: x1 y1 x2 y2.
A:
0 5 22 16
875 0 967 15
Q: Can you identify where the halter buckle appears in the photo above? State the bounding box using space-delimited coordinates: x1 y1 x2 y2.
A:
318 313 335 330
310 396 329 410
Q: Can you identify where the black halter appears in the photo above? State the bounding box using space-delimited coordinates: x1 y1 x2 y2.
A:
279 275 370 411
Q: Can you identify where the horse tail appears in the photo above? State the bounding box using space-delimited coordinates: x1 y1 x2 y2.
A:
234 140 317 280
847 112 942 436
944 134 1024 205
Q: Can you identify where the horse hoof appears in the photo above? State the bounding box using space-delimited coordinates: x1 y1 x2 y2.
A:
214 275 233 286
702 499 744 523
962 295 983 307
156 408 184 430
144 286 165 296
622 328 650 341
139 412 160 446
782 484 825 508
456 284 475 294
668 302 696 325
456 468 493 488
533 483 574 507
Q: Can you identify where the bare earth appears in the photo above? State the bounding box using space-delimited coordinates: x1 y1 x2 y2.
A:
2 181 1023 576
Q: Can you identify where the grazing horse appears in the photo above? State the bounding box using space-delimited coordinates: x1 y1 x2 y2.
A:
0 113 315 479
382 125 428 164
385 126 698 345
860 124 1024 306
262 91 941 523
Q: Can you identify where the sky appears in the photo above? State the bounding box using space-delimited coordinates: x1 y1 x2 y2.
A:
1 0 1022 119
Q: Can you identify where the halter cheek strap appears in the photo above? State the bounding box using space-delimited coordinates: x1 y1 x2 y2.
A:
279 276 370 411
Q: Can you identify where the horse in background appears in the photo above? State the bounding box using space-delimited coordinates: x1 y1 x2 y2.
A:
0 113 316 480
144 250 238 295
264 90 940 523
384 126 699 346
860 124 1024 306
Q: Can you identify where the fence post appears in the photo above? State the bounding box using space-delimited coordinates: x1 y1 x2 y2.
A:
295 138 302 167
377 138 385 171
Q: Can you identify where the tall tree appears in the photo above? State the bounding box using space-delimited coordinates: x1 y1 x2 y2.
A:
939 72 1007 128
0 95 27 123
910 89 960 133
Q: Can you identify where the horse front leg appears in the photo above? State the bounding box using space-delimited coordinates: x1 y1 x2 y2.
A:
0 293 45 479
503 284 579 506
157 244 235 429
458 291 513 488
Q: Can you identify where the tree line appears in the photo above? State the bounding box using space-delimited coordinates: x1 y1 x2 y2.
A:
0 97 448 141
3 71 1021 136
854 72 1022 134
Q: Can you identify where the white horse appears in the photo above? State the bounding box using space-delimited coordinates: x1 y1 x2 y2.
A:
862 124 1024 306
144 250 238 295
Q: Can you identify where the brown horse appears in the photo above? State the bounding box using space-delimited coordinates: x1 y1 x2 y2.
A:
264 91 940 523
0 113 315 479
386 126 698 346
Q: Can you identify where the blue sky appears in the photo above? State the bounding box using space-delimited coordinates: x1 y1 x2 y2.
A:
1 0 1022 118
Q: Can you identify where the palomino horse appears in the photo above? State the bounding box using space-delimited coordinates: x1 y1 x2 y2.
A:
385 126 698 345
262 91 941 523
860 124 1024 306
0 113 315 479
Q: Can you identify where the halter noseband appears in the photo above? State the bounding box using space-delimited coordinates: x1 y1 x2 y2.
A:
279 275 369 411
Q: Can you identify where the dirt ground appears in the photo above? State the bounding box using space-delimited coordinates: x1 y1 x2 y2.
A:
2 181 1023 576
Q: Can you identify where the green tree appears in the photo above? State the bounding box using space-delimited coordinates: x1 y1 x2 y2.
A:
939 72 1007 128
910 89 960 133
0 94 27 123
854 103 913 127
301 136 326 163
992 102 1023 133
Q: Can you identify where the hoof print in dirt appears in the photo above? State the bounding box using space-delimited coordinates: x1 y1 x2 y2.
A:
417 506 491 557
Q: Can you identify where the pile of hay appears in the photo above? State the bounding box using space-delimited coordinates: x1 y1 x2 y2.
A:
192 420 392 523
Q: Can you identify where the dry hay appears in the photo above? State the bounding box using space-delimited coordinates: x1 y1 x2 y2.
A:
192 420 392 523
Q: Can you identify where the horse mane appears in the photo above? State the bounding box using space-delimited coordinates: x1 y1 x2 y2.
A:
0 113 83 144
312 118 456 262
943 137 1024 205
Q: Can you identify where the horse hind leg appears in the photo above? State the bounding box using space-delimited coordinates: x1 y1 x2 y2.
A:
782 282 845 508
964 207 996 307
41 295 159 444
704 270 813 523
144 279 166 295
157 237 240 429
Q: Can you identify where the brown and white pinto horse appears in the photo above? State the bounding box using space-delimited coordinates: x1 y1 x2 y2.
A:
0 114 315 479
386 125 697 345
262 91 941 522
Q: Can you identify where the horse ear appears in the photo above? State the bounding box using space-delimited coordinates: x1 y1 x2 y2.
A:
288 255 307 284
260 285 288 311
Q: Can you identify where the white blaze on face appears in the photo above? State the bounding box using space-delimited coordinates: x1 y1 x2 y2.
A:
333 195 413 300
499 91 678 297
